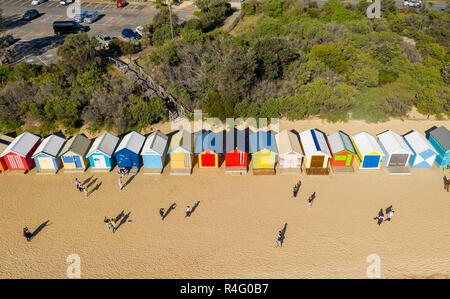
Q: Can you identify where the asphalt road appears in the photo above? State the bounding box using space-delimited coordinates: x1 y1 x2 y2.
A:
0 0 194 64
1 0 194 40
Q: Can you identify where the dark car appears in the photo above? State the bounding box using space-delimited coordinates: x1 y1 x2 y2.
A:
53 21 87 35
23 9 39 21
121 28 140 40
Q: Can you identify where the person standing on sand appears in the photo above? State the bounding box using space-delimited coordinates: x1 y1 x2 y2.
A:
444 176 449 192
377 214 384 226
159 208 165 220
104 217 112 229
386 210 394 221
307 192 316 207
386 208 394 222
110 219 117 233
23 227 33 242
377 209 384 226
185 206 191 217
74 178 81 192
276 230 282 247
118 176 123 190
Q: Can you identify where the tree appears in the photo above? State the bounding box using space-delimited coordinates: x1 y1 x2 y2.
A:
151 24 174 46
251 37 299 80
109 39 141 56
204 93 235 119
152 6 179 29
415 87 445 118
311 44 347 73
348 65 379 89
214 45 257 98
194 0 231 30
242 2 256 16
263 0 283 18
124 95 167 129
56 33 101 75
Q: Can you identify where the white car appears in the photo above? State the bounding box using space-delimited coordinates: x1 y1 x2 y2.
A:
136 26 144 37
403 0 421 7
31 0 47 5
60 0 74 5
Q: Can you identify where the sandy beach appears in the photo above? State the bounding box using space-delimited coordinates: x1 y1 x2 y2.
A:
1 118 450 279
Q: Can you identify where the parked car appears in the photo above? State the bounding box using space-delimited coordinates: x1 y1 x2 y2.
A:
121 28 140 40
84 10 99 24
96 33 113 48
73 10 88 23
135 26 144 37
53 21 87 35
403 0 421 7
116 0 127 7
23 9 39 21
31 0 47 5
60 0 74 5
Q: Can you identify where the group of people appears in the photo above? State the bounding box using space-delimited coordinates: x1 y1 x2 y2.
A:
104 217 117 233
375 206 395 226
74 178 88 197
158 203 196 221
444 176 449 192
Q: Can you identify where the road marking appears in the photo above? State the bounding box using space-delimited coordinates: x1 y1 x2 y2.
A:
53 15 66 21
103 4 110 9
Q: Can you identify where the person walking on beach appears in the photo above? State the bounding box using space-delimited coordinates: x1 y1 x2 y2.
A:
444 176 449 192
307 192 316 207
23 227 33 242
276 230 283 247
293 181 301 198
82 184 88 197
185 206 191 218
376 208 384 226
110 218 117 233
118 176 123 190
386 206 394 222
159 208 165 220
74 178 82 192
104 217 112 229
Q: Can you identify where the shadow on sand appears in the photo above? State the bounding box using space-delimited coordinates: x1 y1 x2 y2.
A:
31 220 51 239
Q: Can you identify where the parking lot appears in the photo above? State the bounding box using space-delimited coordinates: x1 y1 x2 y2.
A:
1 0 194 63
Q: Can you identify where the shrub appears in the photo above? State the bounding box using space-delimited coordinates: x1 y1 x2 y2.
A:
109 39 141 56
242 2 256 16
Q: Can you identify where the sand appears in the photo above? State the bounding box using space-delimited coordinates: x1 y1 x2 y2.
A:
1 118 450 279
